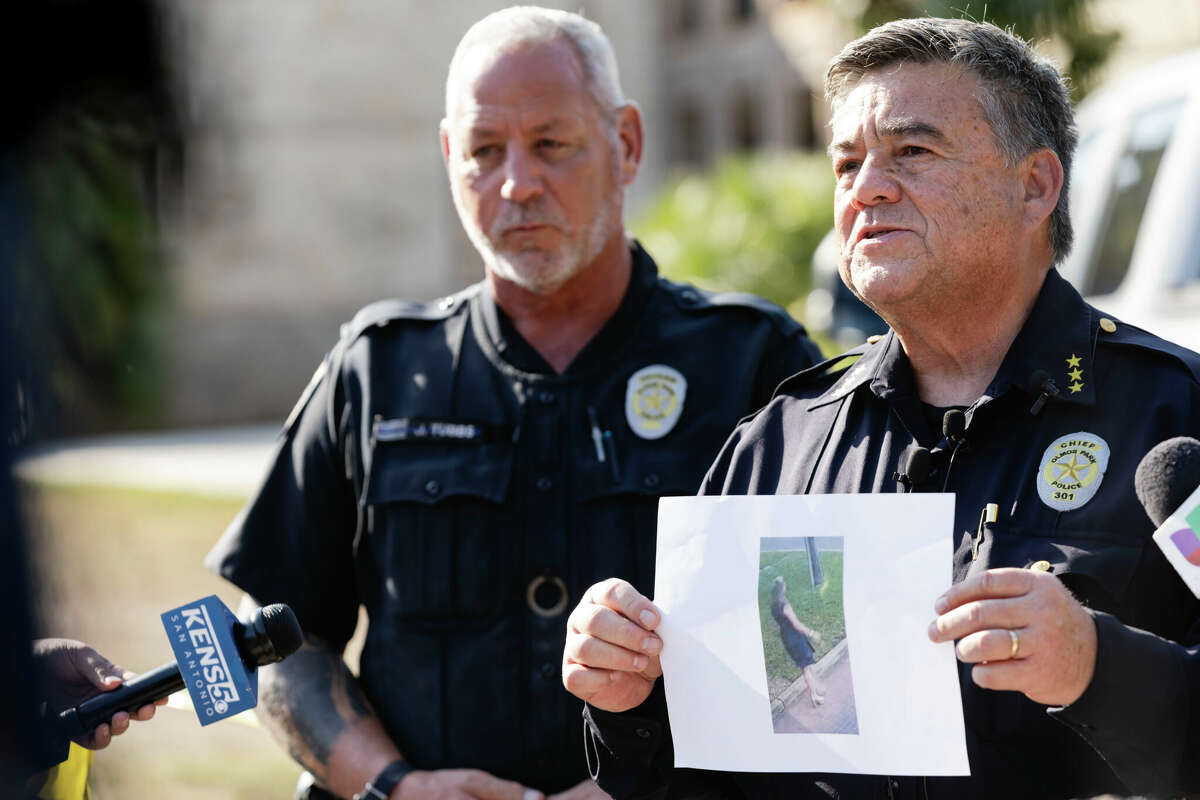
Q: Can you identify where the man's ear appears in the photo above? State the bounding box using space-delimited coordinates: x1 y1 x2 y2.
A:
1022 147 1064 231
615 102 644 187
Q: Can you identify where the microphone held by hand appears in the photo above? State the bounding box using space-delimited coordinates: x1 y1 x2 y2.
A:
55 599 301 741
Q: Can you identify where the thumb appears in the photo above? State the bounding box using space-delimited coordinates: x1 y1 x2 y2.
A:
75 647 124 692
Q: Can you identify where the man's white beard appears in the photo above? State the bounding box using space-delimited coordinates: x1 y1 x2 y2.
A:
452 177 622 296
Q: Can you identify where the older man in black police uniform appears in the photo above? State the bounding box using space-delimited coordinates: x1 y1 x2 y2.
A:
564 18 1200 800
206 7 820 800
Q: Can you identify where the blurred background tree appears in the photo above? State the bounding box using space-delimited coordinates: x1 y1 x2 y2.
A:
632 153 834 318
15 105 171 435
7 3 178 439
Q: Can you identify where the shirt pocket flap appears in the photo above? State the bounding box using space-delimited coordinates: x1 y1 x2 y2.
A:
574 453 702 503
365 442 513 506
989 527 1143 615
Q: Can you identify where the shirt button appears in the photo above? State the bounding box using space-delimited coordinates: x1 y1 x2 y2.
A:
540 662 556 679
635 727 652 739
536 476 554 492
643 473 661 489
424 480 441 497
1030 560 1052 572
538 390 556 406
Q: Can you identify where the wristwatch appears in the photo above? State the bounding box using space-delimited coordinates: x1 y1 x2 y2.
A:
352 760 413 800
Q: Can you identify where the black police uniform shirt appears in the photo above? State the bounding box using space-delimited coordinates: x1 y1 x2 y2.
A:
205 243 822 793
583 269 1200 800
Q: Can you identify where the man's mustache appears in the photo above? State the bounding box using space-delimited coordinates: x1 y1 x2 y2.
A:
489 202 566 239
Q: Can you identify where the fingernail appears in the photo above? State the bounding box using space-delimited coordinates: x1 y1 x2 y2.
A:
934 595 948 613
642 636 661 654
927 621 940 639
523 790 541 800
632 654 647 670
639 609 657 628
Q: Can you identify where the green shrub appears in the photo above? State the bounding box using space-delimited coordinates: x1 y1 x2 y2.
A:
632 153 834 315
12 106 169 435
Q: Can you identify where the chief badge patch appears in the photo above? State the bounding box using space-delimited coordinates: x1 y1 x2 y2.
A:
625 365 687 440
1037 432 1110 512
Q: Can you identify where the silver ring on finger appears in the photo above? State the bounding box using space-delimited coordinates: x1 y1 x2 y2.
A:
1008 628 1020 659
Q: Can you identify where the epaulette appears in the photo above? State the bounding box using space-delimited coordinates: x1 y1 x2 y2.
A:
1096 316 1200 383
338 285 479 344
774 341 872 396
665 281 804 335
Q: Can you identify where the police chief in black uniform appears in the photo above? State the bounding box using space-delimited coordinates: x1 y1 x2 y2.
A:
205 8 820 800
565 18 1200 800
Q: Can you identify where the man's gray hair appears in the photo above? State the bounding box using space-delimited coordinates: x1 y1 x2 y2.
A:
825 18 1078 264
445 6 626 117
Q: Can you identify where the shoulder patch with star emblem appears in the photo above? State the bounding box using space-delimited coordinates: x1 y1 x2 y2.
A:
1037 432 1110 511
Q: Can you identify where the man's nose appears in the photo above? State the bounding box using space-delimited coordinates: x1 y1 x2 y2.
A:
849 155 900 209
500 147 543 204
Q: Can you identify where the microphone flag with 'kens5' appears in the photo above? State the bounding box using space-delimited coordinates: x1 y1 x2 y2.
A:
163 595 260 724
1138 437 1200 596
53 595 301 761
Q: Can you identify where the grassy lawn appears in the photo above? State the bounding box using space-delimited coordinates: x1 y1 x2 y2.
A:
758 548 846 689
21 481 304 799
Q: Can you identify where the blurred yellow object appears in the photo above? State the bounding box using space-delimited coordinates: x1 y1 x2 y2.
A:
36 742 92 800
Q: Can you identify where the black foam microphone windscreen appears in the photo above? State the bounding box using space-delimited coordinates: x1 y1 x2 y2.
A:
1134 437 1200 527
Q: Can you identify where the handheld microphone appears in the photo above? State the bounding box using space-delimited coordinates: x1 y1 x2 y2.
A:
55 598 301 742
1136 437 1200 527
894 447 932 492
1028 370 1061 415
1138 437 1200 598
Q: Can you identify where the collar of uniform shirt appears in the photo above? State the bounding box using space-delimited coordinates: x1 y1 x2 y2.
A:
475 240 660 375
812 269 1097 411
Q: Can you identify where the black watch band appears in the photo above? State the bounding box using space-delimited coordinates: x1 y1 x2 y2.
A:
352 760 413 800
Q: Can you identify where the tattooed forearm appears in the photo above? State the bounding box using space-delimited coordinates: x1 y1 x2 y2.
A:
258 640 375 780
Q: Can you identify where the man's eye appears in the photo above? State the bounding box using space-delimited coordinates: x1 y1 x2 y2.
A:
835 160 860 177
536 138 566 151
471 144 500 159
899 145 929 157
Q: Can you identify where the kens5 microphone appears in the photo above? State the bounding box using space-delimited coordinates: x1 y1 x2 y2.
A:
1137 437 1200 596
54 597 302 743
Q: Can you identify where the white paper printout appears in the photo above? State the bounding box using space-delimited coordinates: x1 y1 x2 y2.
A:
654 494 968 775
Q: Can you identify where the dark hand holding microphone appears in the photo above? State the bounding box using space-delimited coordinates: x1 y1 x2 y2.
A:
46 596 302 761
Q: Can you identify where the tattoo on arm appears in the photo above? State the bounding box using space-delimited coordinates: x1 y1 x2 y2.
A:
258 639 375 780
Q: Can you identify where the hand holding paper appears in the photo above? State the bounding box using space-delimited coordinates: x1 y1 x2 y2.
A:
562 578 663 713
928 567 1097 706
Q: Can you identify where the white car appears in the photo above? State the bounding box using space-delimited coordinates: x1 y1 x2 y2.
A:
810 49 1200 352
1060 48 1200 352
